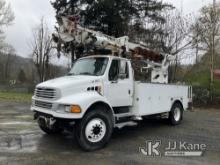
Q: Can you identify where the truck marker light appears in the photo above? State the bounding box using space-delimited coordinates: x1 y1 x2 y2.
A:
70 105 81 113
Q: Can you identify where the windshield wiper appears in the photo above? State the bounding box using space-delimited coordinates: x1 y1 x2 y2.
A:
67 73 75 76
79 72 94 76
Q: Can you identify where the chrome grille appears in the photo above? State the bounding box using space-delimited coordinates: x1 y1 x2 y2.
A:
35 100 53 109
35 87 56 99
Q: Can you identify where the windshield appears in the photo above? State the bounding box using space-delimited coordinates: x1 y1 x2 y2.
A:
68 57 109 76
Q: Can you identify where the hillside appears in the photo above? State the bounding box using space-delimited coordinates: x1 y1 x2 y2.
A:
0 54 34 82
0 54 68 85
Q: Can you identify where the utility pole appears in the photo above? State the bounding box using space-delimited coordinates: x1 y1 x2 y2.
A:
210 0 216 102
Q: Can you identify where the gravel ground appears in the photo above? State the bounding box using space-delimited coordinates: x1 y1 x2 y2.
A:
0 101 219 165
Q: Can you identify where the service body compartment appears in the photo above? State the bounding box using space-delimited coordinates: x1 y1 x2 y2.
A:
131 82 190 116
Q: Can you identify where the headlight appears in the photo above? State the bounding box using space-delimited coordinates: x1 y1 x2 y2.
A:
64 105 71 112
64 105 81 113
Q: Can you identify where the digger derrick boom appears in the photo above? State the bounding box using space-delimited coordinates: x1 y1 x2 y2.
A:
53 15 175 83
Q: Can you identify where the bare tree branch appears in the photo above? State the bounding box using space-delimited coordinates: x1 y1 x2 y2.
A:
29 18 53 82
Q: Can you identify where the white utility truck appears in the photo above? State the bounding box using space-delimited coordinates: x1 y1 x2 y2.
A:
31 16 192 151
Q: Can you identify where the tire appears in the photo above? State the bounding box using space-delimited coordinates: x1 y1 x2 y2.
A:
75 106 113 151
38 117 62 134
169 102 183 125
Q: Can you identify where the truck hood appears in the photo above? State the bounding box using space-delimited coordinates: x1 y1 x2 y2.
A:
36 76 103 97
37 76 102 89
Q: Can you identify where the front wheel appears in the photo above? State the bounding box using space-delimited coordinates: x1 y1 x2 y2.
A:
75 107 113 151
169 103 183 125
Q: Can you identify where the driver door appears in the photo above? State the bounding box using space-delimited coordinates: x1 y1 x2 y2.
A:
105 59 133 107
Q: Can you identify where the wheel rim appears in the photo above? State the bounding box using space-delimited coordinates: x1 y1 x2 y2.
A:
174 107 181 121
85 118 106 143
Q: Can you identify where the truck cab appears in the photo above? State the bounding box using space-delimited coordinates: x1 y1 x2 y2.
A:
31 56 134 118
31 55 192 151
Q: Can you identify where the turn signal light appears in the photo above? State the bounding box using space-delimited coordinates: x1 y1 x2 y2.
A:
70 105 81 113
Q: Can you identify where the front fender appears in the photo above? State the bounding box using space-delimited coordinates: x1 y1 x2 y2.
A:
56 92 113 118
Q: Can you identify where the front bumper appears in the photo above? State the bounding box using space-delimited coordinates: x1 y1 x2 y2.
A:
31 98 83 119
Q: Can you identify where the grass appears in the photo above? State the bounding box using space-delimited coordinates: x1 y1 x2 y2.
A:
0 91 32 103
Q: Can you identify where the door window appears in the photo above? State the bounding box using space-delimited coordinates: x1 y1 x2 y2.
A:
109 60 119 81
109 59 129 81
119 60 129 79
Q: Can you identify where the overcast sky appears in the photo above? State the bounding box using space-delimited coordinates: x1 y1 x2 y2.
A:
5 0 213 58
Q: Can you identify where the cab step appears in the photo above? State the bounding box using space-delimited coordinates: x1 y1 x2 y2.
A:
114 112 133 119
115 121 137 129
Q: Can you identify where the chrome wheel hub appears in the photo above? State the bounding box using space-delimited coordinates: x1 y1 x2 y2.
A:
85 118 106 143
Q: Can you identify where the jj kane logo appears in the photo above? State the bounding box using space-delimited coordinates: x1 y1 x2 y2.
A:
139 140 206 157
139 140 161 157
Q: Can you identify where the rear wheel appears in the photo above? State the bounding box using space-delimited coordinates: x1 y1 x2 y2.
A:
75 106 113 151
169 103 183 125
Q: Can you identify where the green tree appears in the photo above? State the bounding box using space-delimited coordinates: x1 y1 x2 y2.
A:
51 0 173 63
51 0 173 36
